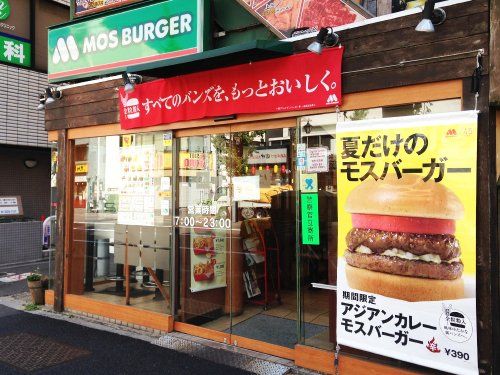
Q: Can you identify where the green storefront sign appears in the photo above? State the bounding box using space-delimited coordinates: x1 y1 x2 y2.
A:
48 0 207 82
0 34 30 67
0 0 10 20
301 193 320 245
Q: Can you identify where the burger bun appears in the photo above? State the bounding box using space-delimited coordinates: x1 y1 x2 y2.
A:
345 174 464 220
345 264 465 302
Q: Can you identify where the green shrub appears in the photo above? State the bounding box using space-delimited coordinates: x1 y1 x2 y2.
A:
27 273 42 282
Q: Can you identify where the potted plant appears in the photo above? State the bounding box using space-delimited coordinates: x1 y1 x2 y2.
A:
27 272 44 305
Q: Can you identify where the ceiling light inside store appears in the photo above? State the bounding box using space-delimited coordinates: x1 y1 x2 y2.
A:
307 27 340 54
415 0 446 32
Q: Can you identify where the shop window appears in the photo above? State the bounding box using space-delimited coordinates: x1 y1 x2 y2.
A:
68 132 173 314
297 98 461 351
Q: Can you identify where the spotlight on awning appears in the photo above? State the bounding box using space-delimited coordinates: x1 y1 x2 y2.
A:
37 93 46 111
122 73 142 93
307 27 340 55
415 0 446 32
45 87 55 104
122 72 135 93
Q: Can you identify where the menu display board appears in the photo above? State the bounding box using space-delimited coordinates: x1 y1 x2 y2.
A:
236 0 367 38
75 0 141 17
190 228 227 292
117 145 155 226
336 111 479 375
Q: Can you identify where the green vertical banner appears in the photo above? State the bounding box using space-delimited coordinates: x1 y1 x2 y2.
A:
301 193 319 245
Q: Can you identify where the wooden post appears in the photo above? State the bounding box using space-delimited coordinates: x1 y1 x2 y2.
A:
490 0 500 106
54 129 67 312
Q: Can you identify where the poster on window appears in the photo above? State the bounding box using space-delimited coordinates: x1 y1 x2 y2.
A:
336 111 478 375
190 228 227 292
117 145 155 226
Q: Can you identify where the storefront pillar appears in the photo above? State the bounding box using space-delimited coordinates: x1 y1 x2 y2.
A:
54 129 68 312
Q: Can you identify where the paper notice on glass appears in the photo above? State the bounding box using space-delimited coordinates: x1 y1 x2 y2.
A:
233 176 260 201
160 177 171 191
161 200 170 216
306 147 329 173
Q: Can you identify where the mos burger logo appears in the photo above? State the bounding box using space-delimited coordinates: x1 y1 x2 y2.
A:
120 93 141 120
52 36 80 65
446 128 457 137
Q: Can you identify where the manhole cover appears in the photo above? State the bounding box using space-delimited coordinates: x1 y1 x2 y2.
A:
0 332 90 372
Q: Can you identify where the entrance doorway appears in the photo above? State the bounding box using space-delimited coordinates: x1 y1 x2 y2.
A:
173 125 304 350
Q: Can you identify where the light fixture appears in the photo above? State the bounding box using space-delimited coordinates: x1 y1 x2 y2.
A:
303 120 313 134
24 159 38 168
122 72 135 93
43 87 62 106
37 93 46 111
415 0 446 32
307 27 340 54
45 87 55 104
122 73 142 93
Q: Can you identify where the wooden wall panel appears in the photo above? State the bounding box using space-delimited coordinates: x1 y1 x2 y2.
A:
65 294 173 332
45 0 488 132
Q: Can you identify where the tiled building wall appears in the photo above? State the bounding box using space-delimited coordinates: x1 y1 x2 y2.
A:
0 65 48 148
0 146 51 221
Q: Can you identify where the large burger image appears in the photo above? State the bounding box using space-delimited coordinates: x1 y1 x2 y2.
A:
343 174 465 302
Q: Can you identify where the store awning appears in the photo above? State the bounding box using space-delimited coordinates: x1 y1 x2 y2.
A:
126 40 293 78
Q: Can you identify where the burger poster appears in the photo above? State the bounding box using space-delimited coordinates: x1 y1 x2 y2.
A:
336 111 478 375
190 228 227 293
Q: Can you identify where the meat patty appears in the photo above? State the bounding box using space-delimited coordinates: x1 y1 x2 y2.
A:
346 228 460 261
344 251 463 280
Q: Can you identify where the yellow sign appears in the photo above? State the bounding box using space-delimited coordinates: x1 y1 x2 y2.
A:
335 111 478 375
75 164 88 173
122 134 134 148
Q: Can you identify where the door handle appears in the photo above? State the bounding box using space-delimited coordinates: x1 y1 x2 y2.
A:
311 282 337 291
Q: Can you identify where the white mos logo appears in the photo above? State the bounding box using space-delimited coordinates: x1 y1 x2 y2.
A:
120 93 141 120
326 93 338 105
52 36 79 65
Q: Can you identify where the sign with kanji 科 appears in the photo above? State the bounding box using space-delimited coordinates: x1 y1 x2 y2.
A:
300 193 319 245
0 33 30 67
336 111 478 375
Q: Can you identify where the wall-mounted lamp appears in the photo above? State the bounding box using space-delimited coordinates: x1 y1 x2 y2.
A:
307 27 340 55
303 120 313 134
37 93 46 111
24 159 38 168
36 87 62 111
122 73 143 93
415 0 446 32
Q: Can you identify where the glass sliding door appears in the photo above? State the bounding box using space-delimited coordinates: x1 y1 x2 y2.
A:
296 115 338 351
173 125 300 349
174 133 233 333
228 126 299 349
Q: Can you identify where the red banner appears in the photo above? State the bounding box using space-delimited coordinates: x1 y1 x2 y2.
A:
119 47 343 130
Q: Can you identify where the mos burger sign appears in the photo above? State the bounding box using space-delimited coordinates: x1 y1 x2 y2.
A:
48 0 207 82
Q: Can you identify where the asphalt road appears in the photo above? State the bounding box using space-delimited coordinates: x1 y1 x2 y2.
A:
0 260 51 296
0 304 250 375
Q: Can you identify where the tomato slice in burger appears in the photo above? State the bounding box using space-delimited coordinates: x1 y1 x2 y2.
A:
351 214 455 235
